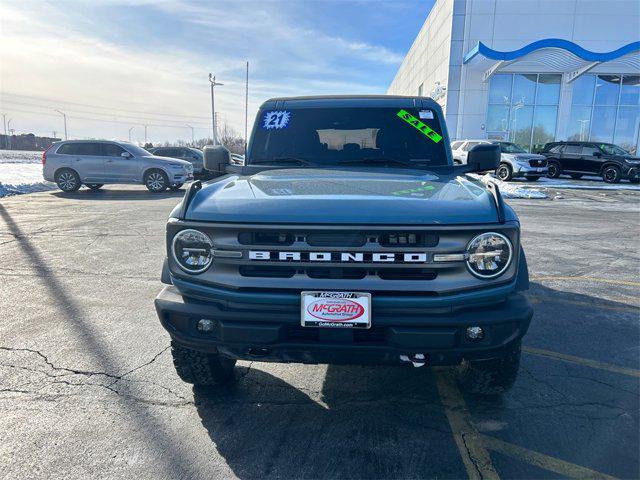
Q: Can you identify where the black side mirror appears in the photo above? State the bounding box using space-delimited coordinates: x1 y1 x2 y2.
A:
203 145 231 176
466 144 500 172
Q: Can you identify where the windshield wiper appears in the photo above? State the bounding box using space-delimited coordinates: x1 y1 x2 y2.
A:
337 157 431 168
251 157 316 166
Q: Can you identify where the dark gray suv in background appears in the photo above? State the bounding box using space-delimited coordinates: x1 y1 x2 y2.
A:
149 146 212 180
42 140 194 192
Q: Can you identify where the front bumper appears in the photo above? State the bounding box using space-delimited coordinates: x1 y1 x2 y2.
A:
169 172 194 184
512 163 548 178
155 285 533 366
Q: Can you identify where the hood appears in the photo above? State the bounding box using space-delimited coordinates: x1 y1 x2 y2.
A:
184 168 502 225
144 155 192 168
507 153 546 161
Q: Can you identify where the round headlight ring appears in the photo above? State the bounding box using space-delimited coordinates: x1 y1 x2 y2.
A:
171 229 214 274
465 232 513 279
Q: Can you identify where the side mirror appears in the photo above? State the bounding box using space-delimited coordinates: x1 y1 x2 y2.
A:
203 145 231 176
466 144 500 172
121 151 132 159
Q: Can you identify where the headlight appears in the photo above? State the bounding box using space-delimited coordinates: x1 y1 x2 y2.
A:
171 229 214 273
466 232 513 279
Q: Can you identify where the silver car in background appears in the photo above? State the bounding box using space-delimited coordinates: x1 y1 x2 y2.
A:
451 139 548 181
42 140 194 193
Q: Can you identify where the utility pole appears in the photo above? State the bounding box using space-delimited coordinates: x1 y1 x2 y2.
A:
7 118 13 150
143 125 148 144
186 124 194 146
245 61 249 156
128 126 134 142
52 131 57 140
2 114 7 149
54 109 68 140
208 73 223 145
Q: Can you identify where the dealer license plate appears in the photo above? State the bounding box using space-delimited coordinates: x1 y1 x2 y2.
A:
301 291 371 329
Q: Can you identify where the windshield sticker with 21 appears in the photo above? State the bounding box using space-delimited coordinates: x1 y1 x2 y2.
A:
262 110 291 130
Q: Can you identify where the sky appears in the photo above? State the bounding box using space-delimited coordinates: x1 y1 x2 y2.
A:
0 0 434 145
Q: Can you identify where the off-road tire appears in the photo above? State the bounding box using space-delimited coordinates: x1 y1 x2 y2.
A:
86 183 104 190
570 173 583 180
144 169 169 192
55 169 81 192
169 183 184 191
547 161 561 178
456 341 521 395
524 176 539 181
170 341 236 385
602 165 621 184
496 163 513 181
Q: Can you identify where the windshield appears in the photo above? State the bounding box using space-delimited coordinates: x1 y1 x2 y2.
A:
122 143 152 156
249 106 449 167
599 144 629 155
497 142 527 154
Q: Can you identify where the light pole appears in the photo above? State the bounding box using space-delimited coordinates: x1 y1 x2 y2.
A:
2 114 7 149
143 125 148 144
54 109 68 140
7 118 13 150
186 124 195 146
208 73 223 144
128 126 134 142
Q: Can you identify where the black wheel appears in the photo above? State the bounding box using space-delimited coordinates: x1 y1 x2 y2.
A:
169 183 184 191
602 165 621 184
55 169 81 192
629 178 640 184
170 342 236 386
547 161 561 178
144 169 169 192
524 176 539 181
457 341 521 395
86 183 104 190
569 173 583 180
496 163 513 181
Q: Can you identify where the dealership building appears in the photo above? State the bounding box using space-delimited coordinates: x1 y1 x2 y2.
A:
388 0 640 153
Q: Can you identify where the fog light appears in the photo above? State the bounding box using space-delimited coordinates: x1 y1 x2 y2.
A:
197 319 215 333
466 326 484 341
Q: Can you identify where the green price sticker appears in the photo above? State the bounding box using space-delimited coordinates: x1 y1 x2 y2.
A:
397 109 443 143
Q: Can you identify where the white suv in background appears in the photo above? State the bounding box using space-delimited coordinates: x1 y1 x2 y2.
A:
451 140 548 181
42 140 194 193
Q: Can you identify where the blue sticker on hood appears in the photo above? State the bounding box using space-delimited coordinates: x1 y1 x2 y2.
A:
262 110 291 130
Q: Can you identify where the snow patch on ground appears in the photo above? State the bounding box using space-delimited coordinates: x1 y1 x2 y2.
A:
0 150 55 197
469 173 549 199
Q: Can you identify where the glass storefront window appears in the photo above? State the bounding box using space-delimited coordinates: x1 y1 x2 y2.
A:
594 75 621 106
567 74 640 154
487 73 560 151
536 75 561 105
620 75 640 106
488 74 512 105
566 105 592 141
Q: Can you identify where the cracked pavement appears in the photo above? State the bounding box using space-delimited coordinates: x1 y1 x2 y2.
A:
1 186 638 479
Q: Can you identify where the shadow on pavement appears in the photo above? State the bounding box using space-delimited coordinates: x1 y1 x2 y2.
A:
51 187 184 201
193 365 465 479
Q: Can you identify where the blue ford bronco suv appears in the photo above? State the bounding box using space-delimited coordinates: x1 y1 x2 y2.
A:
155 95 533 394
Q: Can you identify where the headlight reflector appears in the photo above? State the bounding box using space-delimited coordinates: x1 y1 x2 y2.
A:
466 232 513 279
172 229 214 273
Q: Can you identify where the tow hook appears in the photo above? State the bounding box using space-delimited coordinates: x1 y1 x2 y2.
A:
400 353 427 367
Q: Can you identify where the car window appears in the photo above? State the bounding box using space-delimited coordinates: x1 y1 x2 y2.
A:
548 145 564 153
451 141 463 150
56 143 79 155
180 148 192 157
564 145 581 154
600 144 629 155
102 143 126 157
153 148 166 156
462 142 480 152
580 146 600 156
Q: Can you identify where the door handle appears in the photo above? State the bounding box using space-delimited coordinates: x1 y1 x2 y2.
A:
106 159 114 163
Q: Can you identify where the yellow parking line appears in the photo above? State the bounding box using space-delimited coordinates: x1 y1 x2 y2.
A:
480 434 619 480
527 295 639 313
531 275 640 287
523 347 640 378
435 372 500 480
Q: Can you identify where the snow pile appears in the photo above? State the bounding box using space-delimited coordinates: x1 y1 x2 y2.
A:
0 150 55 197
470 173 548 199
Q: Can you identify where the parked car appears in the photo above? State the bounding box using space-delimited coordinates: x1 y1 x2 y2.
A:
155 95 533 395
148 146 212 180
42 140 193 193
541 141 640 183
451 140 548 181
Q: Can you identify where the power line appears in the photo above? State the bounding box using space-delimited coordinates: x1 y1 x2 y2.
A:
0 92 213 120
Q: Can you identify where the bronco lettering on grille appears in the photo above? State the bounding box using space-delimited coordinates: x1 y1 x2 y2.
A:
249 251 429 263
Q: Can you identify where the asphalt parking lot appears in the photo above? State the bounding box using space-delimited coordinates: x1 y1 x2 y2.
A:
1 186 638 479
